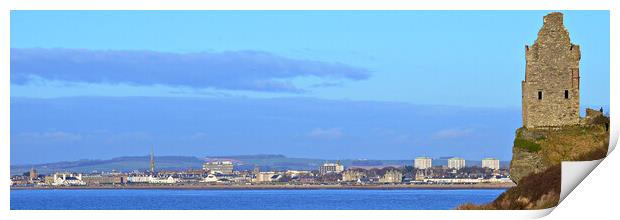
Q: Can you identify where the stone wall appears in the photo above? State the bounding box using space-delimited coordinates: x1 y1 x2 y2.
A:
522 12 580 128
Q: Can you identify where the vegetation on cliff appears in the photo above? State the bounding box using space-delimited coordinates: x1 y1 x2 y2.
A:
458 110 609 210
458 146 607 210
510 110 609 184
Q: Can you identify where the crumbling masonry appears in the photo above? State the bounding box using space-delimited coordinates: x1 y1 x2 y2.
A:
522 12 580 128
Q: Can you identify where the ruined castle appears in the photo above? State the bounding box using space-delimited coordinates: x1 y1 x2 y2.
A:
522 12 580 128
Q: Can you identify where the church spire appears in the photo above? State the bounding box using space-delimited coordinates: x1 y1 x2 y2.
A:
150 146 155 174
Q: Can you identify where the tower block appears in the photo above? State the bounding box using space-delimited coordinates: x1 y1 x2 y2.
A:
522 12 580 128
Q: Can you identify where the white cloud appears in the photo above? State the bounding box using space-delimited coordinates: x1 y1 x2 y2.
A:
19 131 82 142
432 128 474 139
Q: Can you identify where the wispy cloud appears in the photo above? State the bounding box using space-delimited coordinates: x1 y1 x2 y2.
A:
11 48 371 93
167 88 233 97
431 128 474 139
307 128 343 140
18 131 83 142
310 82 344 88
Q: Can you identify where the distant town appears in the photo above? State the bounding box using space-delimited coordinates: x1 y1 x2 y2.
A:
11 152 513 189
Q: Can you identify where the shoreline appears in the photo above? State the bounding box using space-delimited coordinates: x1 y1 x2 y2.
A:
11 182 515 190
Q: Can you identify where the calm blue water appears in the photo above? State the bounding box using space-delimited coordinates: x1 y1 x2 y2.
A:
11 189 504 210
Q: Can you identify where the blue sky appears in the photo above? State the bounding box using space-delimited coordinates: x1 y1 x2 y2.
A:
10 11 609 164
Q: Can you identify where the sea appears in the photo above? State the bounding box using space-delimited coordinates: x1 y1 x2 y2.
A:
10 189 504 210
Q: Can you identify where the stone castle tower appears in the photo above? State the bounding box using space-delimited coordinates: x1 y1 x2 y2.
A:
522 12 580 128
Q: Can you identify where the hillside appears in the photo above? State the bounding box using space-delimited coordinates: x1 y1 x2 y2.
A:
458 146 607 210
510 109 609 184
10 156 205 175
458 109 609 210
11 154 509 175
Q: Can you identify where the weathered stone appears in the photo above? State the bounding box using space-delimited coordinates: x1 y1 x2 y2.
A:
585 108 603 119
510 12 609 184
460 12 608 210
509 147 545 184
522 12 580 128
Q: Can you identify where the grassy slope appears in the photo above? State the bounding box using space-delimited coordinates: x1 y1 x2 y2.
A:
458 147 607 210
459 113 609 210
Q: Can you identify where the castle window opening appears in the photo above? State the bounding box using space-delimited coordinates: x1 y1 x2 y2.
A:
538 91 543 100
564 90 569 99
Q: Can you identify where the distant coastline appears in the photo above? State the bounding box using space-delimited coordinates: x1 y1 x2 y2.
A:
10 154 511 176
11 182 515 190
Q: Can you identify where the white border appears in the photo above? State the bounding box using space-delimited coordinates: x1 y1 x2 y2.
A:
1 0 615 10
1 1 618 220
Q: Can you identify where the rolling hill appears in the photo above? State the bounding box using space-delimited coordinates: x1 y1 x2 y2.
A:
11 154 509 175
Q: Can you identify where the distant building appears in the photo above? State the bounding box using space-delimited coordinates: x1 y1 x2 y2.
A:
447 157 466 170
82 175 126 185
414 157 432 169
29 168 38 182
150 176 177 184
127 175 152 183
126 173 180 184
44 175 55 185
414 169 428 181
285 170 311 177
201 174 217 183
52 173 86 186
202 161 234 174
319 161 344 175
182 169 208 176
253 172 282 182
341 169 366 182
10 176 30 186
379 170 403 183
482 158 501 170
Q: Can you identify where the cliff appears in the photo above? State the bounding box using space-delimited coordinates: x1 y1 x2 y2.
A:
459 109 609 210
510 109 609 184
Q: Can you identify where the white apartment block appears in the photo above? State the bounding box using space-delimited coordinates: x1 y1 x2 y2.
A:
414 157 432 169
447 157 466 170
319 162 344 175
482 158 501 170
202 161 234 174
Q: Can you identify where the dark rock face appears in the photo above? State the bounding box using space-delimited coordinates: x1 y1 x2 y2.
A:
509 144 545 184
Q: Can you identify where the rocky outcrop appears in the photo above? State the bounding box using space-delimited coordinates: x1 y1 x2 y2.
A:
460 12 609 210
510 109 609 184
459 110 609 210
458 146 607 210
509 142 545 184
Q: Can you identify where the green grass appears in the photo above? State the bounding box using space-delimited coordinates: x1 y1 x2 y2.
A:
514 138 542 152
